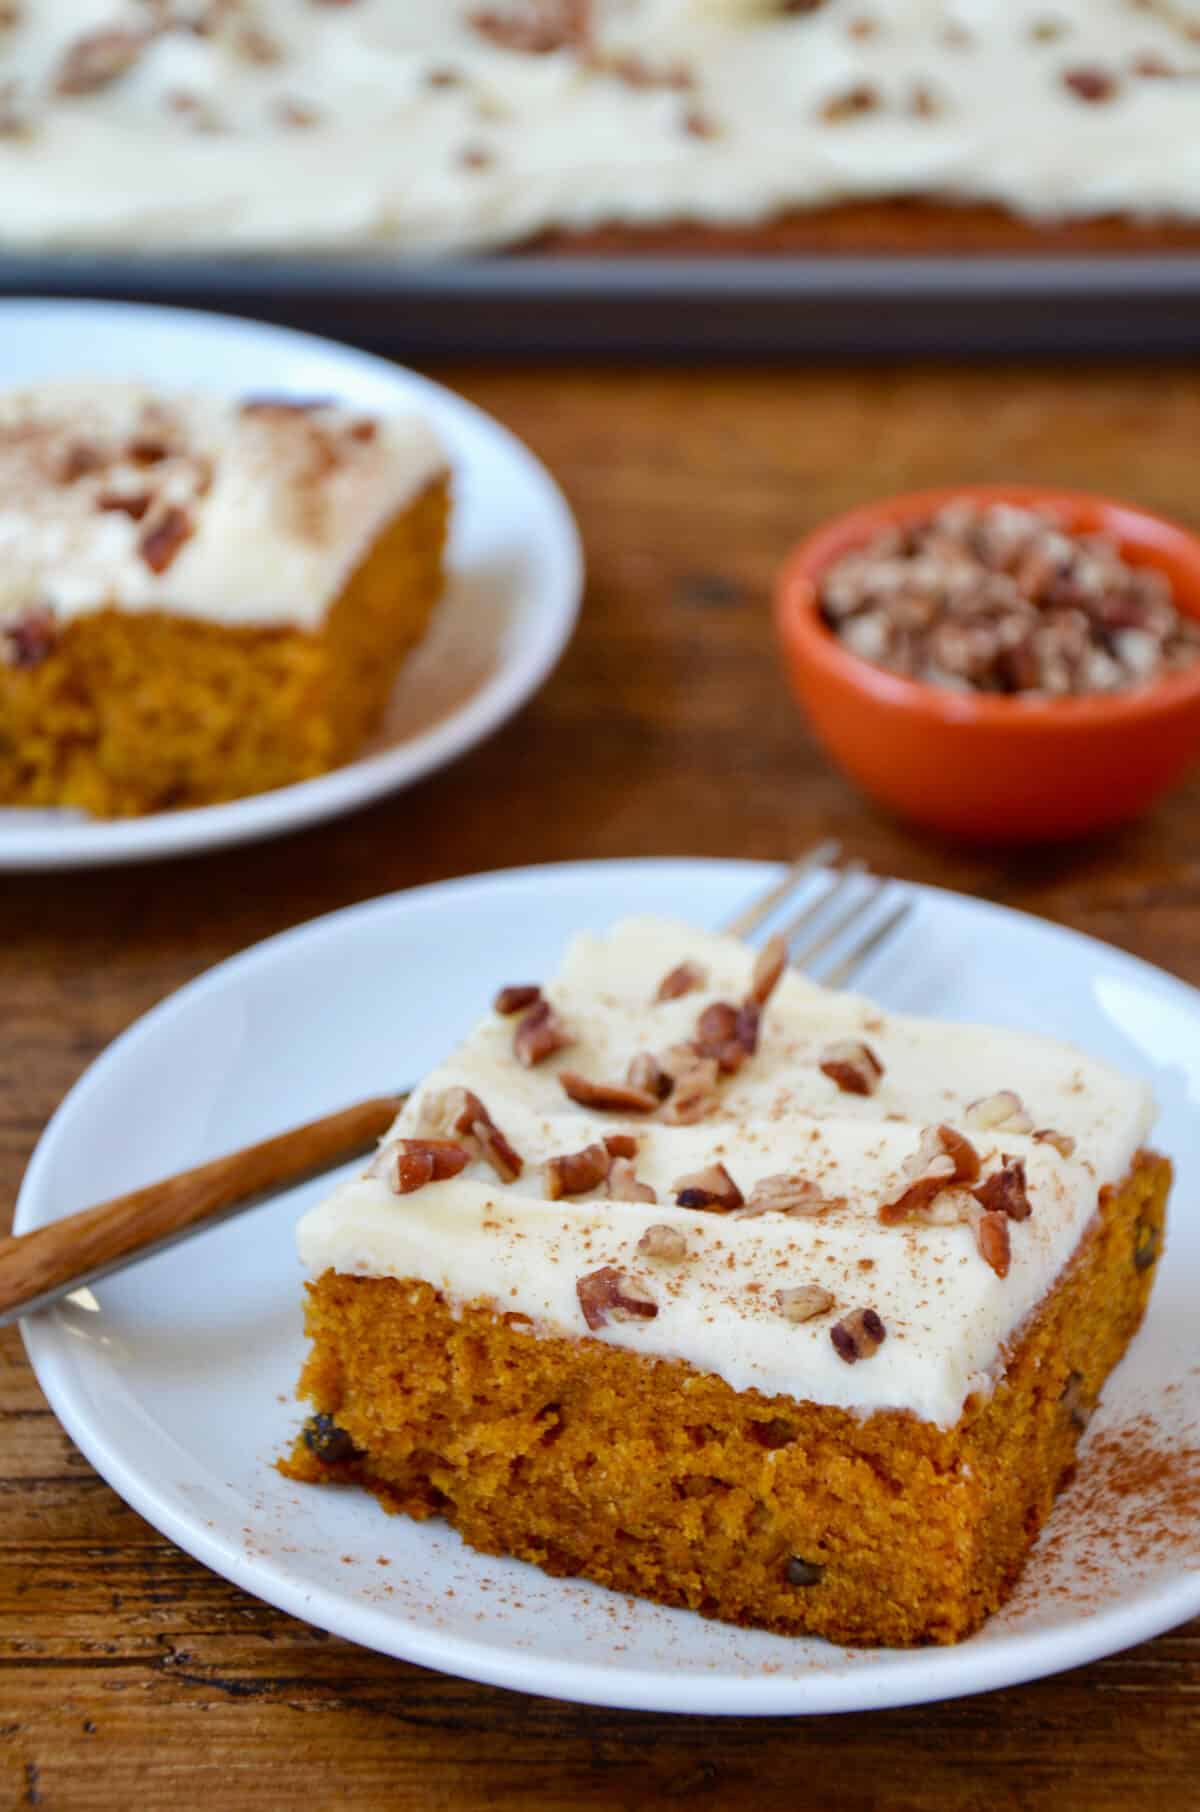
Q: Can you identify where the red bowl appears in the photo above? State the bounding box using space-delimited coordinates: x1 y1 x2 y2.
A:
773 484 1200 843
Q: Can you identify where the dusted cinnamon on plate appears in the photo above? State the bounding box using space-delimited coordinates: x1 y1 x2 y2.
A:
284 916 1170 1648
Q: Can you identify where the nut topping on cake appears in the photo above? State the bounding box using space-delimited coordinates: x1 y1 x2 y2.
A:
576 1265 658 1330
604 1133 639 1159
974 1210 1011 1278
965 1090 1034 1133
973 1158 1032 1222
55 28 150 96
1033 1127 1076 1158
425 1086 524 1182
544 1141 611 1199
493 983 541 1016
512 997 572 1067
655 959 707 1001
139 506 193 574
695 1001 752 1073
776 1284 835 1322
559 1070 660 1114
371 1138 472 1195
830 1307 886 1362
673 1162 744 1213
468 1 591 55
741 1174 845 1217
637 1224 687 1262
819 1040 884 1095
659 1050 721 1123
609 1158 657 1204
881 1124 980 1223
626 1052 673 1100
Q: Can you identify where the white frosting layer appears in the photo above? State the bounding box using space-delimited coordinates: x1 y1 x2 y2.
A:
0 382 444 631
298 914 1157 1428
0 3 1198 252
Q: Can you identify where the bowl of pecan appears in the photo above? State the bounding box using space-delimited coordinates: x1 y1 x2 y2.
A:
773 485 1200 842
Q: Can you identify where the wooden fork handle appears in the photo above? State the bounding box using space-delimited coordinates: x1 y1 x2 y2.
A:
0 1094 402 1325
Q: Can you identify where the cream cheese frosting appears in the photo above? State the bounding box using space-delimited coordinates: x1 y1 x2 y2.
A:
0 382 445 632
0 3 1198 253
297 914 1157 1428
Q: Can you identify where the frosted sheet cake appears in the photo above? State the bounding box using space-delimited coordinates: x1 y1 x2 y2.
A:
285 916 1170 1647
0 382 448 816
1 3 1199 256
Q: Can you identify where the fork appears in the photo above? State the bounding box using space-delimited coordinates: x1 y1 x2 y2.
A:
0 845 910 1327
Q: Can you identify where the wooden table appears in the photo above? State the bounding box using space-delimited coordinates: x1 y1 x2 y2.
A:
3 361 1199 1810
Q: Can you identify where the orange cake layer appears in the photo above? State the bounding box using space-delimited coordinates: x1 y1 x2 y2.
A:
0 475 448 819
284 1151 1168 1648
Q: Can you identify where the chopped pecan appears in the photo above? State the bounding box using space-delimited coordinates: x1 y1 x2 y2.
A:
512 997 571 1067
820 82 879 122
776 1284 835 1323
468 1 590 55
1033 1127 1076 1158
626 1052 673 1100
53 440 102 482
55 27 149 95
655 959 707 1002
964 1090 1034 1134
493 983 541 1016
749 934 788 1007
608 1158 657 1204
973 1158 1032 1222
975 1209 1011 1278
576 1265 657 1331
673 1162 743 1213
882 1124 980 1223
139 507 193 575
3 606 57 670
741 1173 845 1218
424 1087 523 1183
544 1141 611 1200
371 1137 471 1195
659 1051 720 1124
830 1307 886 1363
784 1556 825 1587
819 1041 884 1096
1063 66 1118 102
734 1000 762 1056
637 1223 687 1261
559 1070 659 1114
98 491 152 520
604 1133 638 1159
695 1001 749 1074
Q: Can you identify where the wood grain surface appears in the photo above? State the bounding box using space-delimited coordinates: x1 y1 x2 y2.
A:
3 359 1199 1811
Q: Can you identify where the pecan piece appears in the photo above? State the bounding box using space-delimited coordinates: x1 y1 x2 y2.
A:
513 997 571 1067
604 1133 639 1159
655 959 707 1002
371 1137 471 1195
493 983 540 1016
1063 66 1117 103
426 1086 523 1182
559 1070 659 1114
139 506 193 575
626 1052 672 1100
975 1209 1011 1278
608 1158 657 1204
673 1162 743 1213
544 1141 611 1200
1033 1127 1076 1158
784 1556 825 1587
576 1265 657 1331
881 1124 980 1223
55 27 149 96
659 1051 720 1124
776 1284 835 1323
694 1001 749 1074
830 1307 886 1363
973 1158 1032 1222
964 1090 1034 1134
637 1223 687 1262
734 1000 762 1056
741 1174 845 1218
749 934 787 1007
819 1041 884 1096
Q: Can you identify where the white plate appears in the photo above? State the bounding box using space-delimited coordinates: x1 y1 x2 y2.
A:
16 860 1200 1715
0 299 582 871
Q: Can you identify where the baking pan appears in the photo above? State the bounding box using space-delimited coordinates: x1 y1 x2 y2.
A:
1 251 1198 358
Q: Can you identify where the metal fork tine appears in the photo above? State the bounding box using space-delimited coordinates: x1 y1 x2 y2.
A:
820 898 914 990
783 868 881 971
721 839 842 939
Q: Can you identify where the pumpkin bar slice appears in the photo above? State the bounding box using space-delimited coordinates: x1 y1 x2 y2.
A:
0 382 448 816
284 915 1169 1647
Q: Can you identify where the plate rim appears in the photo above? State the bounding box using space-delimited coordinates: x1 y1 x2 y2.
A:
0 297 583 872
16 856 1200 1715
